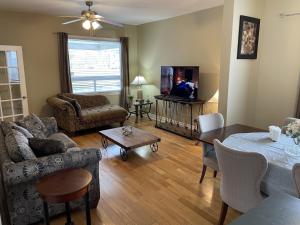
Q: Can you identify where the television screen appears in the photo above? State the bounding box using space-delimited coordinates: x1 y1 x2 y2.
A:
161 66 199 100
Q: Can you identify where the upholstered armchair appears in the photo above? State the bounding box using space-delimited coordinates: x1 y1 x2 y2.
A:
0 117 102 225
47 93 128 133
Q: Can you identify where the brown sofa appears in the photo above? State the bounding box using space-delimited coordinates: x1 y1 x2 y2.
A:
47 93 128 133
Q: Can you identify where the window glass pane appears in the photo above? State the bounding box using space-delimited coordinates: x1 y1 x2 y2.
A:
0 51 6 67
2 101 12 116
0 68 9 84
3 117 13 122
13 100 23 114
68 38 121 93
8 68 20 82
6 51 18 67
0 85 11 100
11 84 21 99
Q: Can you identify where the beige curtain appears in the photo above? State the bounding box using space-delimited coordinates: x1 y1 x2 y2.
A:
120 37 130 109
58 32 72 93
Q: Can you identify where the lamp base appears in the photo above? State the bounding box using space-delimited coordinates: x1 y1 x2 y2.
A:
137 88 143 101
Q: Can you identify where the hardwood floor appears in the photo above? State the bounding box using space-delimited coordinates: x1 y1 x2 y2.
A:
46 118 240 225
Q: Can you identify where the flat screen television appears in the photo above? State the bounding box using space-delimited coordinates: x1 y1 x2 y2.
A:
161 66 199 100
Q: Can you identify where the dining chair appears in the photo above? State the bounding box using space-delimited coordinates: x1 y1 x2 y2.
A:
214 140 268 225
292 163 300 197
198 113 224 183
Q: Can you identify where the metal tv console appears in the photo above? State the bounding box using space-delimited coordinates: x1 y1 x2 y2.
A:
154 95 205 139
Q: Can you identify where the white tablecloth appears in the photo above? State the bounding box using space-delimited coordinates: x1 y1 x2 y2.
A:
223 132 300 196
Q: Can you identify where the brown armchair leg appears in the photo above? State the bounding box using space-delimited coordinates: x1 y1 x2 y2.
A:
199 165 207 183
120 121 124 127
214 170 217 178
218 201 228 225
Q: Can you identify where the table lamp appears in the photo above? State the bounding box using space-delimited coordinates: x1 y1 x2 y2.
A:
131 75 147 101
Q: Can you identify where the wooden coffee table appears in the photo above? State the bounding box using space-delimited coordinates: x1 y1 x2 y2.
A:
99 127 161 161
36 168 92 225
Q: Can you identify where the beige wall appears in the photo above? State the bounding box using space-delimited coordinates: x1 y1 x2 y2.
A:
220 0 300 129
0 11 138 116
137 6 223 112
219 0 265 126
254 0 300 128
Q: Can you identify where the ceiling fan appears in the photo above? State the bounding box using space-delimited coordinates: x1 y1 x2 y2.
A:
60 0 123 31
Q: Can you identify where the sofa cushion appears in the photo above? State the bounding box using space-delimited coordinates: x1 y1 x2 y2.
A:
81 105 128 122
48 132 77 149
1 121 34 138
58 94 82 117
29 138 65 157
5 130 36 162
17 114 47 139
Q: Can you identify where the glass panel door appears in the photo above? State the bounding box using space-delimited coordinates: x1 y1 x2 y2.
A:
0 46 28 122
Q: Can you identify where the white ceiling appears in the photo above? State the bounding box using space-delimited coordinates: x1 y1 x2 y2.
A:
0 0 224 25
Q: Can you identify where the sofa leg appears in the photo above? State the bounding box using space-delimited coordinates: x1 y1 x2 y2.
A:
120 122 124 127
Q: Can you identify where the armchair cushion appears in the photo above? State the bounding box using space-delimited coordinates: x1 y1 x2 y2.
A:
5 130 36 162
48 133 77 149
29 138 65 157
1 121 33 138
40 117 58 136
81 105 128 122
18 114 48 139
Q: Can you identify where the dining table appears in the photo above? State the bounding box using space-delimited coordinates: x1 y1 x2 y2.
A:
197 124 299 197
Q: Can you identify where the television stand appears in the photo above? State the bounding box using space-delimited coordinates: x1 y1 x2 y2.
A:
154 95 205 139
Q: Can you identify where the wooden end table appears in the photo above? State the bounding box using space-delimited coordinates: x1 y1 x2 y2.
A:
99 126 161 161
36 168 92 225
127 101 153 123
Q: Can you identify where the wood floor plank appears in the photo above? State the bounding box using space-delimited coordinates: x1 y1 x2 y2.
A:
42 118 240 225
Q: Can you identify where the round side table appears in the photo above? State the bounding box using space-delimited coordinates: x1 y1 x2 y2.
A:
36 168 93 225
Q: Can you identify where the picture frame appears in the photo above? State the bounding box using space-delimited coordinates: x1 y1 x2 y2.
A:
237 15 260 59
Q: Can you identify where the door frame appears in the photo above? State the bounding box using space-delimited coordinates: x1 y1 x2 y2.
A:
0 45 29 118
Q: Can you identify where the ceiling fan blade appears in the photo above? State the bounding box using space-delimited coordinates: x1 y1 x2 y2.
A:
97 18 123 27
62 19 83 25
59 16 82 18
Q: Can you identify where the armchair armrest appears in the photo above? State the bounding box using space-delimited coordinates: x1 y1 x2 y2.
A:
2 148 101 186
40 117 58 136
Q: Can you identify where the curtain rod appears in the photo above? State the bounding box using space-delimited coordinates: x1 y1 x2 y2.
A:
280 12 300 18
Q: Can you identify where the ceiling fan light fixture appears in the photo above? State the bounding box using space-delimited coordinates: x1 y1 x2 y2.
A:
82 20 91 30
92 21 102 30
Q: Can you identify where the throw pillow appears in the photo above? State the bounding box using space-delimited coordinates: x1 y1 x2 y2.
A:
29 138 65 157
1 121 33 138
58 94 82 117
17 114 47 139
5 130 36 162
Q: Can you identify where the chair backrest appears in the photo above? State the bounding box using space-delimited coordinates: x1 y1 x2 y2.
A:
214 140 267 213
198 113 224 133
292 163 300 197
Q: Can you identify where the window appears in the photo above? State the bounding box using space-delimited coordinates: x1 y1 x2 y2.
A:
68 38 121 93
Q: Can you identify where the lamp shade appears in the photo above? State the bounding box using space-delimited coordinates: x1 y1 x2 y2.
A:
131 75 147 85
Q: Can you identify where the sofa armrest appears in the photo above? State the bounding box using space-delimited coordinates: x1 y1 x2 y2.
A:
47 96 76 115
40 117 58 136
2 148 101 186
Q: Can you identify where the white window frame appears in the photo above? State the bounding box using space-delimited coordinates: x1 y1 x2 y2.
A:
68 35 122 95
